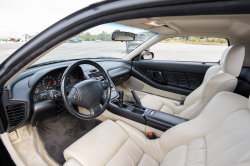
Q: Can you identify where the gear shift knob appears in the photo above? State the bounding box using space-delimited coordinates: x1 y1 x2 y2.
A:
118 89 124 107
131 90 143 109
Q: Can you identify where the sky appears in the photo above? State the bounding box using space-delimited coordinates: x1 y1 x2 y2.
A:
0 0 103 38
85 23 148 35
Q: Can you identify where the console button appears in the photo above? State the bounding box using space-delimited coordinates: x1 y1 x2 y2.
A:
150 111 155 115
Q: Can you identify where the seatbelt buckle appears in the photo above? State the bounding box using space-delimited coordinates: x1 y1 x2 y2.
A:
147 132 156 139
180 96 186 105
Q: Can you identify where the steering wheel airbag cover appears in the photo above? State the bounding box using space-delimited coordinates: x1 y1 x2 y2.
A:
68 80 103 109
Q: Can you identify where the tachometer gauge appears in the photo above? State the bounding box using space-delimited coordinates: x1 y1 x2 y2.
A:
42 75 56 91
34 83 41 94
35 88 39 94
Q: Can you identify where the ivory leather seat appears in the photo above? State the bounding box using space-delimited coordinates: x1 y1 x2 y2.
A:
141 45 245 119
64 92 250 166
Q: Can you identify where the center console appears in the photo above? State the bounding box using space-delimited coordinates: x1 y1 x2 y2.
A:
108 89 188 131
144 109 187 131
108 90 146 124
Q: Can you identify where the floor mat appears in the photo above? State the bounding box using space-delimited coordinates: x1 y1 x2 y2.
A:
37 111 102 165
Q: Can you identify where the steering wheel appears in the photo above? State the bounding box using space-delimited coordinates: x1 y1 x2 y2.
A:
61 60 111 120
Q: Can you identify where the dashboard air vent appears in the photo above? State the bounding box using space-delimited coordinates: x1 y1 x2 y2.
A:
6 104 25 127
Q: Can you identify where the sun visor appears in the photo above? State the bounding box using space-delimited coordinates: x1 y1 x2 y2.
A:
149 26 177 34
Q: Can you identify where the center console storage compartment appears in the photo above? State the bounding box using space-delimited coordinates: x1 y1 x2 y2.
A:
107 88 188 132
108 100 146 125
145 110 188 131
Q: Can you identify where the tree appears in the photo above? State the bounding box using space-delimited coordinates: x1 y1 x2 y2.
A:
78 31 112 41
22 34 29 42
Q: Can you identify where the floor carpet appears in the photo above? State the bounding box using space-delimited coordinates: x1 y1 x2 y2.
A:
37 111 102 165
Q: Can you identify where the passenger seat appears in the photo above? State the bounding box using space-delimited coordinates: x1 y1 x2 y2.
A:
141 45 245 119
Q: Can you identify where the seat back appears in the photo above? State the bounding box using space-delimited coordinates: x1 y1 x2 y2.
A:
159 92 250 166
179 45 245 119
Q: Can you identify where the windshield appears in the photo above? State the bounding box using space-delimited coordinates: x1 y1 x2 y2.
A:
0 0 107 65
33 23 157 65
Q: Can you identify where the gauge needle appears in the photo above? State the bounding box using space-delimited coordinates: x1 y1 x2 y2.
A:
47 81 51 88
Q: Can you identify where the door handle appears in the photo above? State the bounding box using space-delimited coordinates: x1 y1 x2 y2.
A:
147 70 165 83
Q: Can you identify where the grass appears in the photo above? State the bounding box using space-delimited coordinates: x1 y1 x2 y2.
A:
160 40 228 46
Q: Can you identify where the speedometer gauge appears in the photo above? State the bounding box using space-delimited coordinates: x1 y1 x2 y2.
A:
42 75 56 90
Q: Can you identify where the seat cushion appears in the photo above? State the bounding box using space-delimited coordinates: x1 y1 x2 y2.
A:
64 119 128 166
64 159 82 166
160 109 250 166
106 138 144 166
141 95 184 115
205 110 250 165
138 154 159 166
64 119 165 166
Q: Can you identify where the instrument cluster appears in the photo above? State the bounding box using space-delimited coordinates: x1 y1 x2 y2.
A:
33 67 83 101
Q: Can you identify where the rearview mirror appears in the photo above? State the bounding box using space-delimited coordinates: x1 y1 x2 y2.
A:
141 51 154 60
111 31 135 41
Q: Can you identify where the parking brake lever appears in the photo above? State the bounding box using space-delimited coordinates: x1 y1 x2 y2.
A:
131 90 143 109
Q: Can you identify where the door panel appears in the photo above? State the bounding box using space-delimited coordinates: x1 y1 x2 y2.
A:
126 76 185 101
163 71 204 90
132 60 218 96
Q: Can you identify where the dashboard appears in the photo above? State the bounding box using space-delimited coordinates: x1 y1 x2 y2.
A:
33 67 84 101
2 60 131 132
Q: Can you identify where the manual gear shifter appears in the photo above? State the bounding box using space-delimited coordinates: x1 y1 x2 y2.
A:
131 90 143 109
118 89 124 107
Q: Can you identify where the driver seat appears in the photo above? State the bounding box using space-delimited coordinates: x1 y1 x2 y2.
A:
64 92 250 166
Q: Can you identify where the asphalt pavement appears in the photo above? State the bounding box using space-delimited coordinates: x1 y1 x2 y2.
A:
0 43 24 64
0 42 227 65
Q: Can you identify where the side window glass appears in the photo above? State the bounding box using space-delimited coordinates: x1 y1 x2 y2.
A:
150 37 228 62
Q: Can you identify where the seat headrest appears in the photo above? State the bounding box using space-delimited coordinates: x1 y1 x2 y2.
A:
220 45 245 77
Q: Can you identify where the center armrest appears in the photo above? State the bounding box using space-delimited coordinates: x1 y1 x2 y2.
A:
144 109 188 131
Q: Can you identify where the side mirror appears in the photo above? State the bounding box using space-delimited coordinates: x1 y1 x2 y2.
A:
141 51 154 60
111 31 135 41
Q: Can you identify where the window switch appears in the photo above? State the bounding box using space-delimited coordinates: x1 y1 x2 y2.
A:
150 111 155 115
